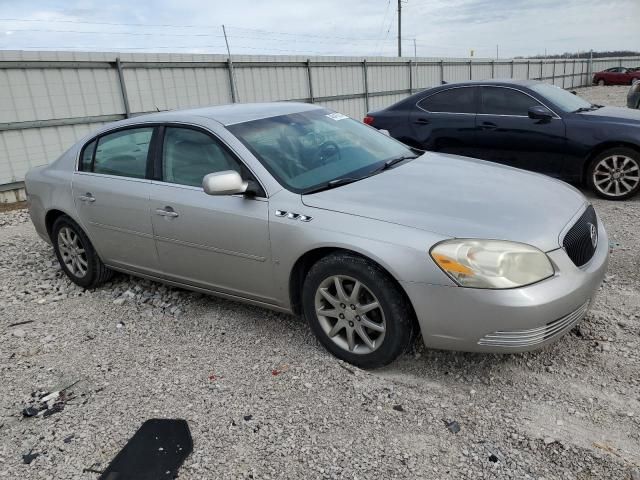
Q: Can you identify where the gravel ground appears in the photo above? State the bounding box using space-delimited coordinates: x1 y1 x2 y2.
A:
1 86 639 480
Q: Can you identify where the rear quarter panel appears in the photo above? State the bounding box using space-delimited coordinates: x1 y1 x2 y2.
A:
25 145 80 242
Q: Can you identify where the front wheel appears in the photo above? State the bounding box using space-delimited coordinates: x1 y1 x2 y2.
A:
52 215 114 288
587 148 640 200
597 79 605 86
302 253 416 368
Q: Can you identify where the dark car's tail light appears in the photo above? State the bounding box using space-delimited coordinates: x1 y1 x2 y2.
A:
363 115 375 125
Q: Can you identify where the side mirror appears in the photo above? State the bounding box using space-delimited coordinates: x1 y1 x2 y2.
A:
528 105 553 121
203 170 248 196
570 90 577 95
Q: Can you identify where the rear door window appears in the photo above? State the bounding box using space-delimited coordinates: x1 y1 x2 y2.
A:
418 87 476 113
480 87 541 116
93 127 154 179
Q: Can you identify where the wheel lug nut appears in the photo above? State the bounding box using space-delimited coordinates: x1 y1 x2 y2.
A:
339 313 345 319
356 316 361 321
349 321 354 327
340 303 346 309
350 304 356 310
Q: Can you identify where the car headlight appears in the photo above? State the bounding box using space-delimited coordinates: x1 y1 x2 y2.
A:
430 239 554 289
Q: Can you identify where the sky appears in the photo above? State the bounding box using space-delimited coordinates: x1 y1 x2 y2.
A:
0 0 638 59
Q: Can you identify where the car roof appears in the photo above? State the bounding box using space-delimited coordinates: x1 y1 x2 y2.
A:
435 79 541 88
125 102 322 127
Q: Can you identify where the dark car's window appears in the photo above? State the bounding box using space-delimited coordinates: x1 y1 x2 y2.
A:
480 87 541 116
162 127 241 187
418 87 476 113
227 108 413 193
80 139 96 171
93 127 153 178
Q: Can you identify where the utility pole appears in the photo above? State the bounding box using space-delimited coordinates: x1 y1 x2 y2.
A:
413 38 417 58
397 0 402 57
222 24 238 103
496 44 499 59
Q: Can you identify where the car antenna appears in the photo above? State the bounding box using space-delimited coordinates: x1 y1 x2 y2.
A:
155 104 161 112
441 80 448 85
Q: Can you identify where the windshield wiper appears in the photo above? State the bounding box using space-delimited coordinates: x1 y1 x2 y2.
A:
573 104 602 113
303 154 419 195
370 154 419 175
303 177 361 195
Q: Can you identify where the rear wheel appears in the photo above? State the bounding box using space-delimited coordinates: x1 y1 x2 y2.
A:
52 215 113 288
587 147 640 200
302 253 416 368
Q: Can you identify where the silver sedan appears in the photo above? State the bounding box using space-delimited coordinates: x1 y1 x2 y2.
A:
25 103 609 368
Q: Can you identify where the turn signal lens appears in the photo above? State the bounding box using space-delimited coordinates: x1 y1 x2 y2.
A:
430 239 554 289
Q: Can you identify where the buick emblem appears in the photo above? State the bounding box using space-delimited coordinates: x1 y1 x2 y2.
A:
588 223 598 248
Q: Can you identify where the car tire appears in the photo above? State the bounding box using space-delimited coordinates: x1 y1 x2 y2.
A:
52 215 113 288
587 147 640 200
302 252 416 368
597 79 605 86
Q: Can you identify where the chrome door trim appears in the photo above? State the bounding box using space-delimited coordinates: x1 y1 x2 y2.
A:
149 179 268 201
415 84 562 119
478 85 561 119
415 85 477 115
89 221 155 239
74 120 269 198
154 235 267 262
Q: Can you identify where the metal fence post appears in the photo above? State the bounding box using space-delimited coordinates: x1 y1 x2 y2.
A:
227 58 237 103
468 59 472 80
440 59 444 84
526 60 530 80
562 60 566 88
571 59 576 88
362 59 369 112
511 59 514 78
306 59 315 103
115 57 131 118
491 60 495 79
552 60 556 84
408 60 413 94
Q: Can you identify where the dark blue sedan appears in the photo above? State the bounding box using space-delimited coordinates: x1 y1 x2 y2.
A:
364 80 640 200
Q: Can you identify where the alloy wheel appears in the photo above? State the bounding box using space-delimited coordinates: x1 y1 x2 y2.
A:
57 226 88 278
592 155 640 197
314 275 386 354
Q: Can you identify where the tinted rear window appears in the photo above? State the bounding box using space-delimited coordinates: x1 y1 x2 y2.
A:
418 87 476 113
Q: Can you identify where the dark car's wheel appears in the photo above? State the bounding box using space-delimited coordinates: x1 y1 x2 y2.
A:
587 147 640 200
302 253 416 368
52 215 113 288
597 79 605 86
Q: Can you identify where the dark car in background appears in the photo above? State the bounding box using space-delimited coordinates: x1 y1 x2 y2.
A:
628 79 640 109
364 80 640 200
593 67 640 85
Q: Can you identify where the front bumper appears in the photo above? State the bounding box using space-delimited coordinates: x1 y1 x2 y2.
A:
402 221 609 353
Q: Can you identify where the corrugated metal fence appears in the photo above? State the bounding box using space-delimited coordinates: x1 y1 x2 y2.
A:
1 50 638 193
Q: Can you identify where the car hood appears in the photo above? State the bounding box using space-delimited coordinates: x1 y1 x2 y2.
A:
301 153 587 252
577 106 640 123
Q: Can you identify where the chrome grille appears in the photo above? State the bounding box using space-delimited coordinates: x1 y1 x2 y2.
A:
563 206 598 267
477 301 590 348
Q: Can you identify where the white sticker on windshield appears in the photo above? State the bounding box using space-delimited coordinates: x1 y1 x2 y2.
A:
326 113 349 121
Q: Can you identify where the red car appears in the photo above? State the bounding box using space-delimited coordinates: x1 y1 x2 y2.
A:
593 67 640 85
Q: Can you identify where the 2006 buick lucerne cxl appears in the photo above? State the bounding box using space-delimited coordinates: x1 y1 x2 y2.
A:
25 102 609 368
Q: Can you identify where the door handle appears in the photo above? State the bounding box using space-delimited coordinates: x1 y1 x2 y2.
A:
480 122 498 130
155 207 179 218
78 193 95 202
414 118 430 125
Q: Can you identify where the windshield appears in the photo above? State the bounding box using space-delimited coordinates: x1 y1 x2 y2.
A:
227 108 413 193
530 83 593 112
